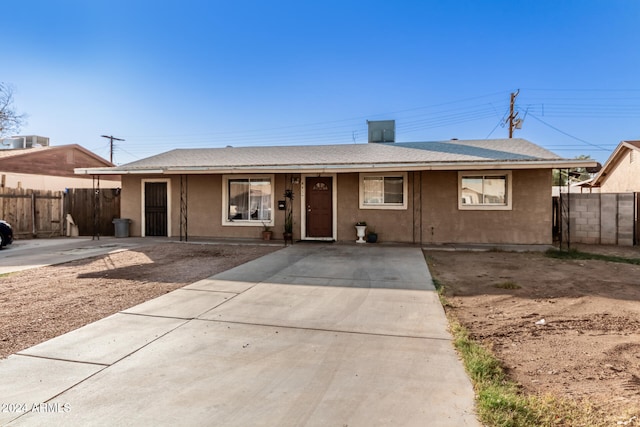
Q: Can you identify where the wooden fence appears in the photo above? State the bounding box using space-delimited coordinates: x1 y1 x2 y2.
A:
0 188 63 238
0 187 121 239
63 188 121 237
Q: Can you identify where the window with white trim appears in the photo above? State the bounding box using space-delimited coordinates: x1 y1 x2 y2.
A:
359 172 407 210
458 171 512 210
223 175 274 225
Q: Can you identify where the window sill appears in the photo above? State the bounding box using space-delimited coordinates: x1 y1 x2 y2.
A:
359 204 407 210
223 221 275 227
458 204 512 211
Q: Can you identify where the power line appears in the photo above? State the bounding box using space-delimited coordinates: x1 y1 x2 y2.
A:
122 91 512 140
106 89 640 160
101 135 125 163
526 114 609 151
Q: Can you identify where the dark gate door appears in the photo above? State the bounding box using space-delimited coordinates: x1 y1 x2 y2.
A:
145 182 167 236
306 177 332 238
64 188 121 236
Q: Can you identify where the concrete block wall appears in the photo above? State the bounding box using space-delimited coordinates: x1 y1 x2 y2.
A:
565 193 636 246
568 194 600 244
600 194 617 244
618 193 635 246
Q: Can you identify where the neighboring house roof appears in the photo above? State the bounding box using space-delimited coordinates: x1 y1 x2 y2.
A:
590 140 640 187
75 138 597 175
0 144 117 179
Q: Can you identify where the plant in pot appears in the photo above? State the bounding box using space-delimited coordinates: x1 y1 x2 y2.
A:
355 221 367 244
261 222 273 240
366 226 378 243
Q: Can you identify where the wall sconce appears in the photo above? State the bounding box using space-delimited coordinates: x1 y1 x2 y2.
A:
291 177 300 184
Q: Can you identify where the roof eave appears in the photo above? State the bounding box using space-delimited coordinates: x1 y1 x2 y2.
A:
76 159 597 176
74 167 153 175
591 140 640 186
163 159 598 174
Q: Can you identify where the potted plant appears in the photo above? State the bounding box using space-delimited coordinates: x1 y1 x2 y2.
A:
355 221 367 244
261 222 273 240
367 227 378 243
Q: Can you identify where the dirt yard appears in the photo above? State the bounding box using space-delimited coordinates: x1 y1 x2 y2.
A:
0 243 280 359
2 240 639 423
426 244 640 422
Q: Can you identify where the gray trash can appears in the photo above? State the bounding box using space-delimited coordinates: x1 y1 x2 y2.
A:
112 218 131 238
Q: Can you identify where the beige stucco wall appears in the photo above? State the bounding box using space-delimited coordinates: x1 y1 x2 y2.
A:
121 169 553 244
121 174 299 240
420 169 552 244
120 175 143 236
600 150 640 193
336 173 417 243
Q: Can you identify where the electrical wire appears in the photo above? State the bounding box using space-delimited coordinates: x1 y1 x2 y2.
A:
527 113 610 151
108 88 640 161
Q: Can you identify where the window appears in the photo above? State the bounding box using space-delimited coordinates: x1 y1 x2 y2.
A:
359 172 407 210
458 171 512 210
223 175 274 226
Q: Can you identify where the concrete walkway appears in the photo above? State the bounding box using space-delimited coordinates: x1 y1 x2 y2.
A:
1 244 479 426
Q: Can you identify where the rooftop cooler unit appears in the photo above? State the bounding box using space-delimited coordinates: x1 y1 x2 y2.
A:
367 120 395 143
0 135 50 150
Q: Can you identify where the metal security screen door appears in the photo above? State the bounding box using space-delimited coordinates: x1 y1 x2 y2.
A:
306 177 333 238
145 182 168 236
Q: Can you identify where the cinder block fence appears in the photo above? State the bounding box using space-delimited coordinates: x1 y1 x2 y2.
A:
562 193 637 246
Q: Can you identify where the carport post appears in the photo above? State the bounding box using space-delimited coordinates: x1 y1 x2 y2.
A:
93 175 100 240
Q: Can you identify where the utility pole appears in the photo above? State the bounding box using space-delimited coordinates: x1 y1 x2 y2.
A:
101 135 125 164
507 89 520 138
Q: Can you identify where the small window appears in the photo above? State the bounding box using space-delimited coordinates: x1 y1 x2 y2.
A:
313 182 329 191
458 171 512 210
359 172 407 210
223 175 274 226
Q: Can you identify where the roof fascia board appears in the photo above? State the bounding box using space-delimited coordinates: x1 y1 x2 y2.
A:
162 160 597 174
77 160 597 176
74 168 159 175
591 141 633 186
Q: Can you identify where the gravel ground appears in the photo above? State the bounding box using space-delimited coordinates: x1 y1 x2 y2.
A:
0 243 280 359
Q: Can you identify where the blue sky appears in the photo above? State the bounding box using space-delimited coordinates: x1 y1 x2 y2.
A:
3 0 639 165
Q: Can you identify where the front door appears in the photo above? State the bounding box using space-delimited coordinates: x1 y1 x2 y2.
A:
145 182 168 236
306 177 333 238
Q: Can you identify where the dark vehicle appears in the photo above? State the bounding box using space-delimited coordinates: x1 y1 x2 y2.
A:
0 220 13 248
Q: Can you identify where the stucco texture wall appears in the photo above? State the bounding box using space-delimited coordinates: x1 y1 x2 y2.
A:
420 169 552 244
122 169 553 244
600 150 640 193
336 173 416 243
121 174 297 239
120 175 143 236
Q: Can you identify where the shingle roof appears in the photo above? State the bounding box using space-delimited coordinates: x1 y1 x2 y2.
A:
114 138 561 170
626 141 640 150
0 144 113 166
76 138 597 175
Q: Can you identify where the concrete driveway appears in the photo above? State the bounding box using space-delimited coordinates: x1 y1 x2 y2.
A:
1 243 478 426
0 237 165 275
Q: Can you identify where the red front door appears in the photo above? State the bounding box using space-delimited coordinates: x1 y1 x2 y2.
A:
306 177 333 238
